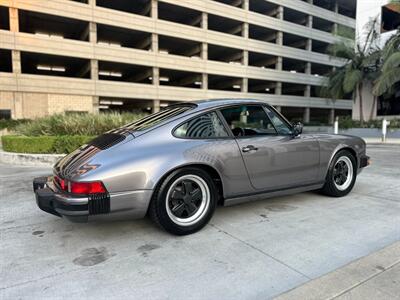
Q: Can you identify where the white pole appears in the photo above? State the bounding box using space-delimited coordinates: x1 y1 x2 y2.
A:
382 119 387 143
334 117 339 134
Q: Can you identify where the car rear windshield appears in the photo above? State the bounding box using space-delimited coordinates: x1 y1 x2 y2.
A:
124 104 196 132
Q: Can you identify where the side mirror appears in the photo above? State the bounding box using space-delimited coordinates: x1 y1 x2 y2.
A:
292 122 303 136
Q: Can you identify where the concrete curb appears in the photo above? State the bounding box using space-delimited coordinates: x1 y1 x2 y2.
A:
0 149 64 167
274 241 400 300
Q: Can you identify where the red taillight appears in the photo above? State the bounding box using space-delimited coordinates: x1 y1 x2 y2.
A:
54 176 66 191
70 181 106 195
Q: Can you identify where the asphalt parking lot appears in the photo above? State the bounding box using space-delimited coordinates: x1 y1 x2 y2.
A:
1 144 399 300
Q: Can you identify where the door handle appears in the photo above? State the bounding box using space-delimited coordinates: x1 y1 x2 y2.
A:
242 145 258 153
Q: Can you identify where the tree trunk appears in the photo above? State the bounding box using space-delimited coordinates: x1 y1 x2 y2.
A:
369 95 377 121
358 83 364 126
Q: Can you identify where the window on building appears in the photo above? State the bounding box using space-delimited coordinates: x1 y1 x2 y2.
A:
174 112 229 139
0 109 11 120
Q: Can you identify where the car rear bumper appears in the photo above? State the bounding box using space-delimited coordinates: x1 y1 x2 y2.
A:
33 176 152 222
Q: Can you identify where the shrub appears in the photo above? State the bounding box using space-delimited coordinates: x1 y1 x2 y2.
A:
338 116 400 129
0 119 29 131
2 135 95 154
14 112 147 136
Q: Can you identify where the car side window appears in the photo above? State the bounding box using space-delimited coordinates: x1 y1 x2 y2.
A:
174 112 229 139
220 105 277 137
264 106 293 135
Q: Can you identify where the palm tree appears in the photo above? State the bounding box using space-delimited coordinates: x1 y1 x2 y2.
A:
373 30 400 97
322 18 380 125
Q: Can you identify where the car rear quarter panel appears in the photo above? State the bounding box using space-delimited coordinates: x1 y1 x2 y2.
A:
314 134 366 180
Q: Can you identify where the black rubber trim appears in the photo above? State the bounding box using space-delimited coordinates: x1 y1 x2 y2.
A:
88 193 110 215
226 181 325 200
360 155 370 168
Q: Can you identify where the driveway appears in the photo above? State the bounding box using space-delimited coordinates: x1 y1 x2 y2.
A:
1 144 399 299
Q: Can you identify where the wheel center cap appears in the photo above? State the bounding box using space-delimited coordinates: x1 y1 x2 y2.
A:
183 195 191 203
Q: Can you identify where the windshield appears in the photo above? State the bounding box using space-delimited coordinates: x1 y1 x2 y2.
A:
124 104 196 132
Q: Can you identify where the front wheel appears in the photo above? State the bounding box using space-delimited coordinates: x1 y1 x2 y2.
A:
149 168 217 235
321 150 357 197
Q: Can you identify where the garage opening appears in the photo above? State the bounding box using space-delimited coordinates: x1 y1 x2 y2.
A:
249 0 279 17
0 6 9 30
208 44 243 64
208 75 243 92
283 33 307 50
98 61 152 84
158 36 202 58
213 0 245 8
283 7 308 26
249 52 277 69
282 83 307 96
208 14 244 36
283 58 306 74
159 69 203 89
249 24 278 43
19 10 89 42
96 0 151 16
97 24 152 50
158 2 202 27
21 52 91 78
0 49 12 73
248 79 276 94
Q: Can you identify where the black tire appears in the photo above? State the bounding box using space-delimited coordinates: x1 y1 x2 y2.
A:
320 150 357 197
149 167 218 235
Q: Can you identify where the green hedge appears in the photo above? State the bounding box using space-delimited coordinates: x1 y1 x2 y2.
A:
1 135 95 154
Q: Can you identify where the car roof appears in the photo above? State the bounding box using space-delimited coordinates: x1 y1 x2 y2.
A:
183 98 270 110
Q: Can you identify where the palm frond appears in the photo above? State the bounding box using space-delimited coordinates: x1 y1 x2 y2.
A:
343 68 363 94
373 67 400 96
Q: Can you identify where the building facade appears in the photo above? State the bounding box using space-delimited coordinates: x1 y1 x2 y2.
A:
0 0 356 123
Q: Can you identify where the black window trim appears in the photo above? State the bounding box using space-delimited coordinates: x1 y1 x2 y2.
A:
218 104 280 139
262 104 294 136
172 110 233 140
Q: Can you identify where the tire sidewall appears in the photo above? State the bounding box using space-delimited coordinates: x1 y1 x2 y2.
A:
154 168 217 235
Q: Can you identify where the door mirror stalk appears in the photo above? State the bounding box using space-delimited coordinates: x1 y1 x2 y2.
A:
292 122 303 136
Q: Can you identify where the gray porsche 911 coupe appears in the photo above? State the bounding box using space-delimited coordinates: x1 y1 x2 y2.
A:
34 99 369 235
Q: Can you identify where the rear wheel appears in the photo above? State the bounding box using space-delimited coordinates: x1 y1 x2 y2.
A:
321 150 357 197
149 168 217 235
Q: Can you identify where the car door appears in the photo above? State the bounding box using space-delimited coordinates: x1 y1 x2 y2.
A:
219 104 320 191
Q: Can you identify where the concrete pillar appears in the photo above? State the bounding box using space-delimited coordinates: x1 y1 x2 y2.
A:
242 50 248 66
92 96 100 114
153 67 159 85
9 7 19 32
151 0 158 19
12 50 21 74
329 108 335 125
153 99 160 113
201 42 208 60
303 107 310 124
275 82 282 95
304 85 311 97
13 92 23 119
89 22 97 43
275 5 284 97
242 78 248 93
202 73 208 90
91 59 98 80
152 33 158 52
242 0 249 10
88 0 96 7
242 23 249 38
201 12 208 30
305 62 311 74
306 39 312 52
